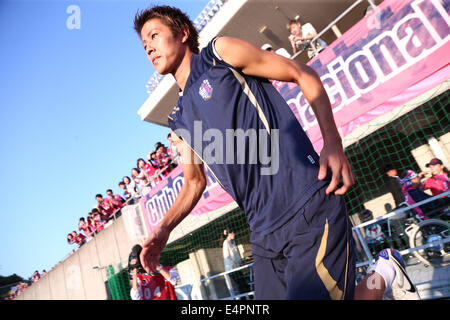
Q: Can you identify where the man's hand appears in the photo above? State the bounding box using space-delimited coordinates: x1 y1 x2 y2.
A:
140 225 170 273
318 141 355 195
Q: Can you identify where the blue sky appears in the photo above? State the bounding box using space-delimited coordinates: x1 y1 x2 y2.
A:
0 0 208 279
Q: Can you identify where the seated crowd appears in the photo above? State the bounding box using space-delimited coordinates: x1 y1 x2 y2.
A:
67 134 180 249
5 270 48 300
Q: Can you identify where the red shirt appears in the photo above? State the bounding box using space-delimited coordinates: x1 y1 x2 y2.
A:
136 267 178 300
143 162 162 183
78 221 92 237
74 233 86 245
99 199 116 216
423 174 449 196
107 196 124 209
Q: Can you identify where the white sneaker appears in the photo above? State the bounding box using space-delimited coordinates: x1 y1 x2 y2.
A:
369 249 421 300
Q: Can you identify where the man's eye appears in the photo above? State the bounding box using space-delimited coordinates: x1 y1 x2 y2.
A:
151 33 157 39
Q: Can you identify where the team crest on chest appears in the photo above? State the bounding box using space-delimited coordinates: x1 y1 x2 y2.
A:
199 79 213 101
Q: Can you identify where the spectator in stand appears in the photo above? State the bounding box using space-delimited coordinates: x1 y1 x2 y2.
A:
71 231 86 247
93 211 106 231
78 217 93 239
419 158 450 197
123 175 140 199
155 142 172 177
137 157 161 186
148 151 158 169
260 43 291 59
400 170 437 218
42 270 47 277
167 133 180 166
32 271 41 283
87 214 98 234
106 189 125 209
131 167 149 195
287 18 327 59
95 193 116 218
383 164 405 208
119 181 132 201
67 233 75 245
87 213 101 234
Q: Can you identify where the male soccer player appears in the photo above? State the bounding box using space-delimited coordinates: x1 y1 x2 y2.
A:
133 5 355 299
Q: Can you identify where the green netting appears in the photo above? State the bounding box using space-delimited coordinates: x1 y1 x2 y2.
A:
343 90 449 217
106 265 132 300
343 90 449 258
108 90 449 298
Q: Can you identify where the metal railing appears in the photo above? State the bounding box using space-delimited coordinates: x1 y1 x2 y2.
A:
291 0 377 59
199 262 254 300
353 190 450 268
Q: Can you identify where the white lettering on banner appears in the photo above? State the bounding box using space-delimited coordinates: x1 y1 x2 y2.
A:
144 170 220 226
295 0 450 131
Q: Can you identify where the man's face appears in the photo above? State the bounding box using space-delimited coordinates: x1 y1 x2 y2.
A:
141 18 187 75
429 164 444 175
289 23 302 36
107 192 113 198
96 196 103 203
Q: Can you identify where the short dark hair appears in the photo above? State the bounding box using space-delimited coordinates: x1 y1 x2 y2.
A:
123 176 131 183
133 5 199 54
137 158 146 168
95 194 103 199
106 189 113 194
119 181 125 186
79 217 85 222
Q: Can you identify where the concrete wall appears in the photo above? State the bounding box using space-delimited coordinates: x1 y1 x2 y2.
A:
15 215 136 300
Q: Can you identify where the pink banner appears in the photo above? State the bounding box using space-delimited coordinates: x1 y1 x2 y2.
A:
139 0 450 234
139 165 234 234
273 0 450 152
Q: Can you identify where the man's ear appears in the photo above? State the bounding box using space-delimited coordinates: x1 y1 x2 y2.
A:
180 26 190 44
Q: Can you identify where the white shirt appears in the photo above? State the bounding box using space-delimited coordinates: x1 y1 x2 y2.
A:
222 239 242 271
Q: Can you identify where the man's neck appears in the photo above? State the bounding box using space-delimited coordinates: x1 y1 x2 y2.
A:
173 50 193 91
